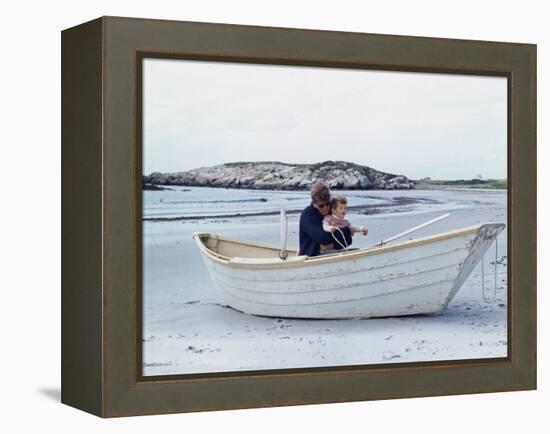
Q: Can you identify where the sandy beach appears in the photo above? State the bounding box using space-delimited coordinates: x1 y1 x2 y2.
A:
142 187 507 376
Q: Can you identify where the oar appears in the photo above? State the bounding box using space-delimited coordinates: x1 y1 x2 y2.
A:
373 213 450 247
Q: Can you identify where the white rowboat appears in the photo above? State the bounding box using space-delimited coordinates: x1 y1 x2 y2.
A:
193 223 505 319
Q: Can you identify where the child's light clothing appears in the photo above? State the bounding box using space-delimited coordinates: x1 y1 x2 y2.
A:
323 214 365 233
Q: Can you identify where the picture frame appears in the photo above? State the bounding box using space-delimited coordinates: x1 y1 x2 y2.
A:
61 16 536 417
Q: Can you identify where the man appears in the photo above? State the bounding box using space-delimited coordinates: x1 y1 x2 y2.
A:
299 182 353 256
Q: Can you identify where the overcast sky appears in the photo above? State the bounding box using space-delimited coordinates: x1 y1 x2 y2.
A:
143 58 507 180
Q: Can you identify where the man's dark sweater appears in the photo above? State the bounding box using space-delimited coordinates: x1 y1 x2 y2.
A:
299 204 353 256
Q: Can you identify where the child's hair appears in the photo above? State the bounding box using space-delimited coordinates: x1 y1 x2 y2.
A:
331 195 348 208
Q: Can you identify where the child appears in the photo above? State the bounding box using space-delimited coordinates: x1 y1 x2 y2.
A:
323 195 369 244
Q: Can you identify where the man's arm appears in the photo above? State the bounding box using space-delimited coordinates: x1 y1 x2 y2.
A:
302 212 334 245
323 221 337 233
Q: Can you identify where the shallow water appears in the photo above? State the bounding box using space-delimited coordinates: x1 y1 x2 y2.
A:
143 186 480 220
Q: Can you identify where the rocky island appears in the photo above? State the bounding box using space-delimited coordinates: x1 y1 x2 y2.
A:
143 161 415 191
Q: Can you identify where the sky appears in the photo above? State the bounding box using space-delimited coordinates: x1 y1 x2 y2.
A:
143 58 507 180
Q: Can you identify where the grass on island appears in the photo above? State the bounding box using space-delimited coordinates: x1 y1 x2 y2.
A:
414 179 507 190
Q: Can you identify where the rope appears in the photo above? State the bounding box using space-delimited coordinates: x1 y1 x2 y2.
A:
482 236 498 303
331 227 349 251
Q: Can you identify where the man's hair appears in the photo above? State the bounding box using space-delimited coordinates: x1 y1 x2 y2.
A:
331 195 348 207
310 181 331 204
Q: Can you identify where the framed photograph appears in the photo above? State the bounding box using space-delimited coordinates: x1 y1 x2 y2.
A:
62 16 536 417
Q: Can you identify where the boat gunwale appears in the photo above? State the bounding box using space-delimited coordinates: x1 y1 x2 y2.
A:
192 223 500 269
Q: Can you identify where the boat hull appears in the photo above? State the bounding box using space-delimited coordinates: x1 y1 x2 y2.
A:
193 223 504 319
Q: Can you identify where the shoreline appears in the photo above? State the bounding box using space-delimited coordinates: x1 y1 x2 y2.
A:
142 184 507 193
142 184 415 192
